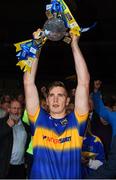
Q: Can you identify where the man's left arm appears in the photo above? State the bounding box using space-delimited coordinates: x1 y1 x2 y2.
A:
70 33 90 118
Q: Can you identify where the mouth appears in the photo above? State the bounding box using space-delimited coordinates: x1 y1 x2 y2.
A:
53 104 59 108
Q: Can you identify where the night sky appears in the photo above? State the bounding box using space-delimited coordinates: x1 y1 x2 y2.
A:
0 0 116 85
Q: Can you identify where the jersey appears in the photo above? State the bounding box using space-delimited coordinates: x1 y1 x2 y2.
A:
29 107 88 179
82 133 105 177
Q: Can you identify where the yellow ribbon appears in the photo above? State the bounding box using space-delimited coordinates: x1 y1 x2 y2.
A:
59 0 81 36
14 39 32 52
16 57 36 73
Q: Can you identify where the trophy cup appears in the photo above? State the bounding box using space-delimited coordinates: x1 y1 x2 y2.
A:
43 14 67 41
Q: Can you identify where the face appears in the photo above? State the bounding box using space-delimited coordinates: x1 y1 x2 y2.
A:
4 95 11 102
10 100 22 120
1 102 10 112
94 80 102 89
17 94 25 104
46 86 70 117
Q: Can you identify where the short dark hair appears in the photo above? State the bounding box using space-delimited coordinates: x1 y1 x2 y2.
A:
46 81 68 96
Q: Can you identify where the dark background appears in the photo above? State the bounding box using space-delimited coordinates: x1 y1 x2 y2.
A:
0 0 116 88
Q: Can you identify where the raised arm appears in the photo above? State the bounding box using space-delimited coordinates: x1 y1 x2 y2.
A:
23 29 42 116
70 33 90 115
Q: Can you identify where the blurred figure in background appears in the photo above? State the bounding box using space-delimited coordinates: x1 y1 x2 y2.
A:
0 99 30 179
81 120 105 178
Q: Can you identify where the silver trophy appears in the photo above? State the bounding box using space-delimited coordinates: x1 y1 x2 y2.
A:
43 16 67 41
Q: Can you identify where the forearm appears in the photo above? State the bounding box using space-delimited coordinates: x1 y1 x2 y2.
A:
92 92 110 122
23 56 39 86
71 41 90 85
23 53 40 115
71 36 90 115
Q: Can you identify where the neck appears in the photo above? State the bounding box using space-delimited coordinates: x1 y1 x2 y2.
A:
50 112 66 119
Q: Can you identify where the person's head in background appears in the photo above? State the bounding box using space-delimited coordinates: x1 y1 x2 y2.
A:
0 96 10 113
9 99 23 124
93 79 102 92
3 94 11 103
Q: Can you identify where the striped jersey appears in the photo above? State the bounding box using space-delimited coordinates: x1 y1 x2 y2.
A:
29 107 88 179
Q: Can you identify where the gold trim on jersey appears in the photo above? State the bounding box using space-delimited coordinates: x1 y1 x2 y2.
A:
74 111 89 124
28 106 40 124
33 127 83 151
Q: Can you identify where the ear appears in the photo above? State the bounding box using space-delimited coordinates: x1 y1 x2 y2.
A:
66 97 70 106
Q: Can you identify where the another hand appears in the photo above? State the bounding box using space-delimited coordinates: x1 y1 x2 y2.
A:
69 30 80 45
33 28 43 40
7 118 15 127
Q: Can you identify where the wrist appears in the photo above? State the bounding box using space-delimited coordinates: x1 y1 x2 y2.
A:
71 41 79 49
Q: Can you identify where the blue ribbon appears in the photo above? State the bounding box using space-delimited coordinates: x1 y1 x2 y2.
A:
51 0 63 14
49 0 68 28
16 40 42 61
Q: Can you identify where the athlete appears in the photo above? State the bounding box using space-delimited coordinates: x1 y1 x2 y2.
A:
23 29 90 179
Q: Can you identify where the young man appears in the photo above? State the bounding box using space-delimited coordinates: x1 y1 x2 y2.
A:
23 29 90 179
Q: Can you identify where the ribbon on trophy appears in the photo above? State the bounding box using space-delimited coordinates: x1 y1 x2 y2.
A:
46 0 81 36
15 0 96 72
14 36 47 72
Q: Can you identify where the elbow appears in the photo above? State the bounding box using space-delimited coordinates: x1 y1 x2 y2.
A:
23 73 34 86
87 72 90 84
82 73 90 87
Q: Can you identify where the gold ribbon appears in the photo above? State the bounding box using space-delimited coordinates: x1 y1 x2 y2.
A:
59 0 81 36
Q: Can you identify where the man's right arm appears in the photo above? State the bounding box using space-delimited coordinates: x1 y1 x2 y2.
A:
23 57 40 116
23 29 42 117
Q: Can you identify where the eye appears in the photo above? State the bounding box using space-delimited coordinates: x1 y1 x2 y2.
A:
58 94 65 97
49 94 54 97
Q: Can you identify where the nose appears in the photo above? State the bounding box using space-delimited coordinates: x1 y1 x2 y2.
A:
53 96 58 103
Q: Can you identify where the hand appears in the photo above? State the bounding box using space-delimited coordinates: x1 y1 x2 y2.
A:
9 114 20 124
7 118 15 127
33 28 43 39
69 30 80 45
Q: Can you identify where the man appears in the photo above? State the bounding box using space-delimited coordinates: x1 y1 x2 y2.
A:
23 29 90 179
0 99 30 179
81 120 105 178
86 80 116 178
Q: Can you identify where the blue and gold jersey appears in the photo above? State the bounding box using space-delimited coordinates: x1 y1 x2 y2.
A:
29 107 88 179
82 134 105 177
